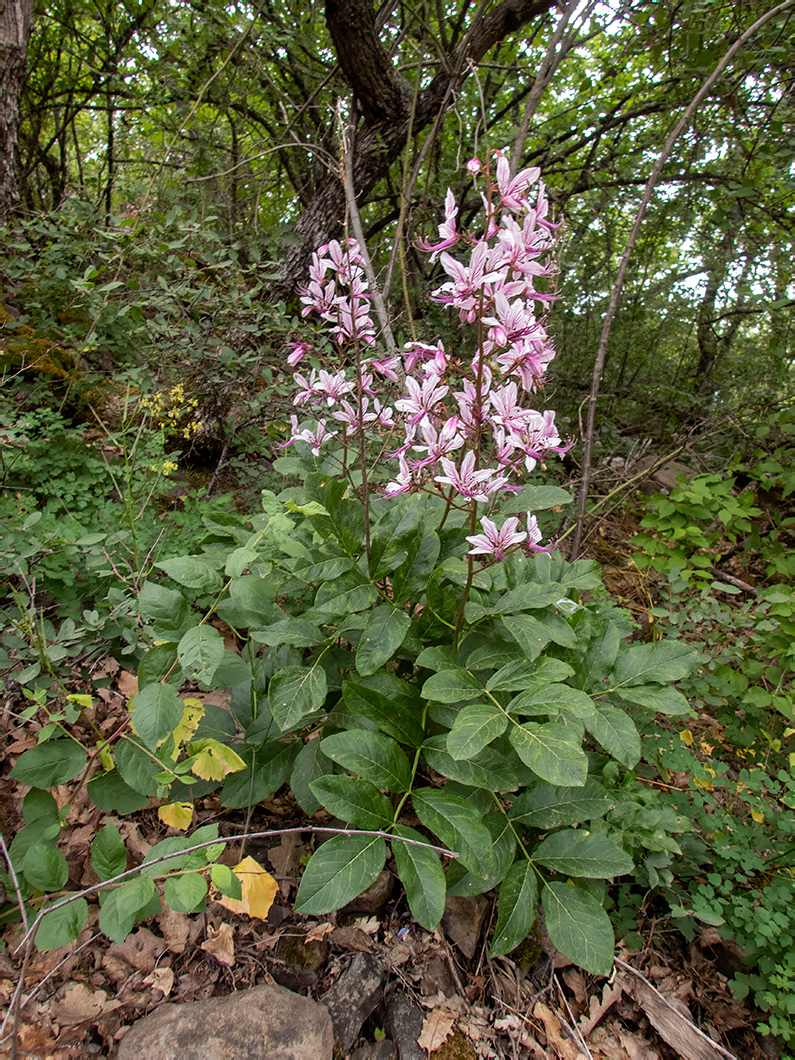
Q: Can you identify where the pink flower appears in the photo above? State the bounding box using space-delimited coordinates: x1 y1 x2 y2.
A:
435 451 510 503
525 514 550 552
411 417 465 468
394 376 449 425
466 158 482 176
417 189 460 258
466 516 526 561
286 341 312 367
383 454 414 497
494 151 540 212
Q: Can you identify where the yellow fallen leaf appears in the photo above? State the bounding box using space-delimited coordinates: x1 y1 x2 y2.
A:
187 739 247 781
215 856 278 920
143 967 175 996
158 801 194 830
201 923 236 966
751 805 765 824
679 729 693 747
418 1008 456 1051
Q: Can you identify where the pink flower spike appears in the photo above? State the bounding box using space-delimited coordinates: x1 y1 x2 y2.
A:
434 451 509 503
526 513 551 553
466 516 526 561
466 158 482 176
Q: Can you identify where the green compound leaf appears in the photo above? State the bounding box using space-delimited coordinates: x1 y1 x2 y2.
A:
502 614 555 660
320 730 412 792
131 683 183 749
342 679 425 748
615 684 692 716
447 702 508 759
310 775 394 829
36 898 88 952
508 779 615 829
392 825 446 931
295 834 387 915
10 740 87 788
91 822 128 881
489 860 539 958
156 556 224 593
177 625 226 686
610 641 698 688
411 788 493 879
421 668 483 703
582 702 641 767
268 663 328 730
446 812 516 898
422 738 521 792
533 830 634 878
509 684 595 719
509 722 587 787
542 881 614 975
356 606 411 677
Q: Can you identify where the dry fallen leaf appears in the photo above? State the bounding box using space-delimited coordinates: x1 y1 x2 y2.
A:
117 670 139 698
354 915 380 936
418 1007 457 1051
305 921 334 943
158 801 194 830
215 856 278 920
47 983 121 1025
201 923 236 966
143 967 175 996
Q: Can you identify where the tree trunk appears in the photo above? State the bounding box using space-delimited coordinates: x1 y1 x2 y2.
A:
277 0 556 294
0 0 34 221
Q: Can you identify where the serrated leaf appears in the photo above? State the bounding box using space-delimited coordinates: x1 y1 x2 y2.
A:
582 703 641 767
131 684 183 749
356 606 411 676
295 834 387 915
87 771 149 814
138 581 192 637
91 822 127 880
210 863 243 901
412 788 493 878
10 741 87 788
178 625 225 686
489 860 539 957
533 830 634 878
320 730 412 792
156 556 224 593
36 898 88 952
23 844 68 890
187 739 247 780
268 664 327 730
446 812 516 897
310 775 393 829
611 641 698 688
542 882 614 975
447 702 507 759
158 801 194 829
164 872 208 913
392 825 446 930
509 779 614 829
215 856 277 918
509 722 587 786
115 740 163 797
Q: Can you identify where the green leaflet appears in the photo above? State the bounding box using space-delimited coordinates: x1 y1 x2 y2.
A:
310 774 394 829
508 778 615 829
320 729 412 792
582 702 641 767
411 788 494 879
295 834 387 915
447 702 507 759
533 829 634 878
422 668 483 703
392 825 446 930
156 556 224 593
489 860 539 957
610 640 698 687
268 662 327 730
356 606 411 676
91 822 128 881
36 898 89 952
10 740 87 788
509 721 588 787
542 882 614 976
131 683 183 748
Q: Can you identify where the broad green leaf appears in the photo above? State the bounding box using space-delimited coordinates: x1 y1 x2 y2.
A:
310 571 378 616
321 730 412 792
342 679 425 747
291 555 353 582
291 739 331 815
156 556 224 593
542 882 614 975
23 844 68 890
415 645 461 672
99 879 159 944
499 484 573 515
10 740 86 788
421 668 483 703
164 872 208 913
114 876 157 917
295 834 386 915
87 771 149 814
509 722 587 787
137 643 181 687
509 779 615 829
310 775 394 829
533 830 634 878
474 584 562 621
616 684 692 716
509 684 595 719
268 663 327 730
392 825 446 930
177 625 225 686
91 822 127 881
131 683 183 749
412 788 493 878
582 703 641 767
447 702 507 759
220 742 298 808
446 812 516 897
211 863 243 900
36 898 88 952
138 581 192 638
23 788 59 827
216 575 280 628
489 860 539 957
550 559 603 591
114 740 163 797
502 614 554 660
251 618 326 648
356 606 411 676
611 641 698 687
423 737 520 791
141 836 190 876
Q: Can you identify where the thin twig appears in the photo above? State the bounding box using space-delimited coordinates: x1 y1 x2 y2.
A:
568 0 795 560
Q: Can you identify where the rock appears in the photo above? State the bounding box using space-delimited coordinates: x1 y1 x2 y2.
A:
272 929 328 989
321 952 385 1051
441 896 488 960
116 983 333 1060
345 869 394 913
351 1041 397 1060
385 991 424 1060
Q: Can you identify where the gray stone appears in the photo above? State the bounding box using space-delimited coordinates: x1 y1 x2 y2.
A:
116 983 333 1060
442 895 488 959
321 952 385 1051
385 992 424 1060
344 869 394 913
351 1041 397 1060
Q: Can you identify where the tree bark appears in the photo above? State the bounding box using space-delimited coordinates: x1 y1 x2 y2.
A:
0 0 34 220
277 0 556 293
